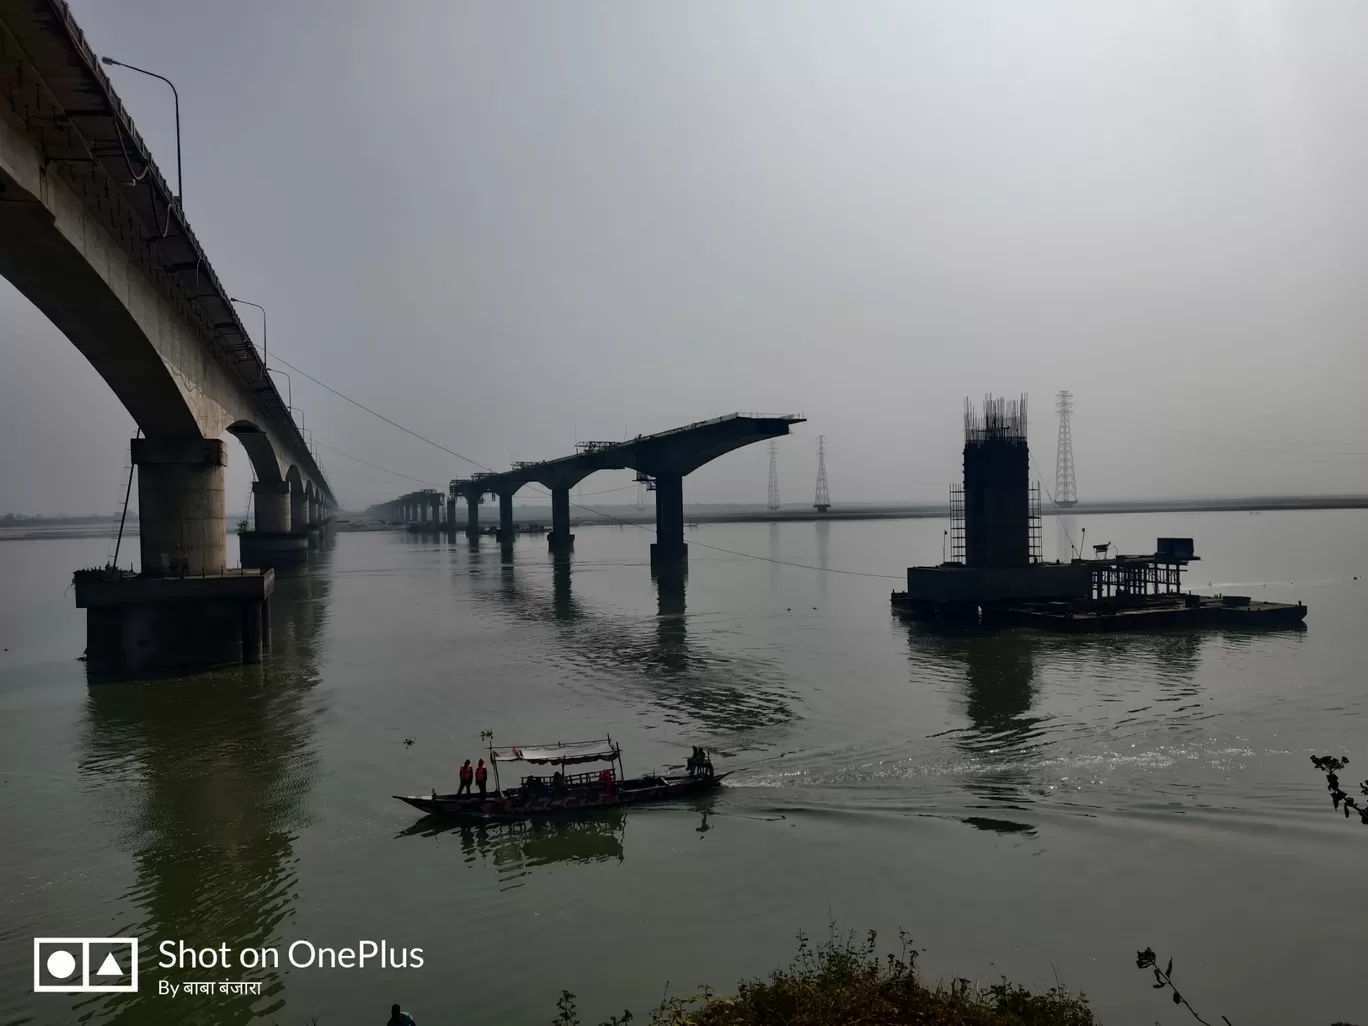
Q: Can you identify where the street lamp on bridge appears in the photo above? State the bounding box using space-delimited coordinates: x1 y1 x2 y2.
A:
268 367 292 408
229 297 267 369
99 56 182 205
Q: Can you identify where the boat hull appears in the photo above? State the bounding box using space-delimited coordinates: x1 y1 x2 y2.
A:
395 773 729 821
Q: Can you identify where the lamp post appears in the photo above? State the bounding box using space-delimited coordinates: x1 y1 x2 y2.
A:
99 56 182 205
267 367 292 408
229 297 267 369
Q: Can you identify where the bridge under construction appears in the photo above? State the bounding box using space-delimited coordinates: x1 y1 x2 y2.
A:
372 413 804 567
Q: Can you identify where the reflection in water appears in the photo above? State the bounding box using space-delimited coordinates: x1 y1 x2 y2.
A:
902 621 1209 808
962 816 1037 835
470 550 793 735
552 557 581 622
396 809 627 890
906 625 1041 750
76 572 330 1024
905 624 1042 806
814 521 830 605
649 567 687 674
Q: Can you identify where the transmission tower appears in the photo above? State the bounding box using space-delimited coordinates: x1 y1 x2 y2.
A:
766 440 781 511
1055 390 1078 507
813 435 830 513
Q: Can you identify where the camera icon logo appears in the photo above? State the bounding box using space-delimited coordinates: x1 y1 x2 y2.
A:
33 938 138 993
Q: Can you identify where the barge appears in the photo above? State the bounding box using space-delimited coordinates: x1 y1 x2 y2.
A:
890 395 1307 633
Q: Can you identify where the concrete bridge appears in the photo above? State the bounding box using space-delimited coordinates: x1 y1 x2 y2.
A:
0 0 333 674
374 414 805 567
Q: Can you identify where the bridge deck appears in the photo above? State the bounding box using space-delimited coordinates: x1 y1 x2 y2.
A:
450 413 805 495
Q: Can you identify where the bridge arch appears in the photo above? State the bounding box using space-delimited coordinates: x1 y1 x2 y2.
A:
226 421 283 484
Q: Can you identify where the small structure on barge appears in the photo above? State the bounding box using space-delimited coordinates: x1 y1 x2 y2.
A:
891 396 1306 630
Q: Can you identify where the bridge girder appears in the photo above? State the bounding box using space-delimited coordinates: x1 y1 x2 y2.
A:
0 0 333 506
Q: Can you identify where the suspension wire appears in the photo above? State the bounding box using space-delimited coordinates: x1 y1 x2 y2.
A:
274 356 905 580
315 441 440 487
269 354 491 471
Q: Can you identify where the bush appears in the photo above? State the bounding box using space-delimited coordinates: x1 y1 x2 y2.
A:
558 927 1096 1026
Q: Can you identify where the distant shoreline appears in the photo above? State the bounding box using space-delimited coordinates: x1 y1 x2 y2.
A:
357 493 1368 530
4 494 1364 541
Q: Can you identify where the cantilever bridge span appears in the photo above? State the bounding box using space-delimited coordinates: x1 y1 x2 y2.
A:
378 414 805 567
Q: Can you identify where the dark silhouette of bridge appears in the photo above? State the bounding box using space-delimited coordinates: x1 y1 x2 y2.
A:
375 413 804 567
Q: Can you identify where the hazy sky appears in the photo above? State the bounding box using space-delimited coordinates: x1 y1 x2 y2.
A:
4 0 1367 514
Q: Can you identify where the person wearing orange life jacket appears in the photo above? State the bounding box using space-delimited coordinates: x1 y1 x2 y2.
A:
599 767 615 794
475 759 489 795
457 759 473 795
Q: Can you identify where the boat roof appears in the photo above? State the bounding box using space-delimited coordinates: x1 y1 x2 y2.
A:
491 739 621 765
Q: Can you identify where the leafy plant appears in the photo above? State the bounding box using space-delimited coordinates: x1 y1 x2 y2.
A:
1135 947 1229 1025
1311 756 1368 825
573 926 1094 1025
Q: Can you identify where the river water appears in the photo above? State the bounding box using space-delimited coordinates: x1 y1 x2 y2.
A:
1 511 1365 1026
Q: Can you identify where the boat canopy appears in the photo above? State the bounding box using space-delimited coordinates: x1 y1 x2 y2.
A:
491 739 621 766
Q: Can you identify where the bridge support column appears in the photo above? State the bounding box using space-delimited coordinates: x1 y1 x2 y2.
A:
548 486 574 552
291 485 308 537
75 436 274 679
649 472 687 568
240 481 308 573
497 492 515 542
465 494 482 539
253 481 291 533
133 436 227 575
306 498 322 550
446 496 456 529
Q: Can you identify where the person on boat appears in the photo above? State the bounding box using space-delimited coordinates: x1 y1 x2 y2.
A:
599 767 615 794
686 747 704 777
475 759 489 795
387 1002 416 1025
551 770 566 795
457 760 473 795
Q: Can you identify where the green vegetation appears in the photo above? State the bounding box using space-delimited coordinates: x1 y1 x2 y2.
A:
553 928 1096 1026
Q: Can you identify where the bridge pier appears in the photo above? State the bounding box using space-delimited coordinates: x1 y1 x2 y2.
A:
306 496 323 550
446 496 456 529
465 493 482 539
497 492 515 542
254 481 291 533
239 480 308 572
548 486 574 552
291 486 309 535
75 436 274 679
649 472 687 568
134 437 228 574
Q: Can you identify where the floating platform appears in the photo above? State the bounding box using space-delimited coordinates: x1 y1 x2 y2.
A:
892 590 1306 632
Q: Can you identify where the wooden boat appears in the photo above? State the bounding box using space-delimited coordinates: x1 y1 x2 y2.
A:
394 737 728 822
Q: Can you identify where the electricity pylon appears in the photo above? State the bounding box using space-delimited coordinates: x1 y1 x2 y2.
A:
813 435 830 513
